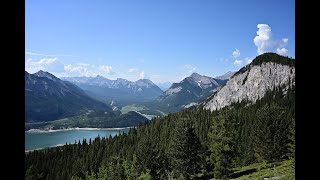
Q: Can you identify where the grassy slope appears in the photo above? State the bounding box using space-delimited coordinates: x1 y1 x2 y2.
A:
121 104 167 116
228 159 295 180
121 104 147 114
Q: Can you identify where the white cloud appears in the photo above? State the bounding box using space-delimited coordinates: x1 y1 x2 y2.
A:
253 24 289 56
76 63 91 67
25 53 118 77
34 58 58 65
232 48 240 58
233 60 243 66
64 65 91 76
184 64 197 73
128 68 138 73
61 63 115 77
99 65 113 73
277 48 288 56
254 24 272 55
282 38 288 44
233 57 253 66
139 71 145 79
25 57 64 73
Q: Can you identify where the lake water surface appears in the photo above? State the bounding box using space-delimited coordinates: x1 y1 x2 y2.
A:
25 128 129 151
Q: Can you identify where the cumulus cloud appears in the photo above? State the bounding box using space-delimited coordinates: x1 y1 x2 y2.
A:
232 48 241 58
139 71 145 79
253 24 289 56
277 48 288 56
233 60 243 66
64 65 91 76
282 38 288 44
184 64 197 73
99 65 113 73
25 57 64 73
25 52 118 77
233 57 253 66
61 63 115 77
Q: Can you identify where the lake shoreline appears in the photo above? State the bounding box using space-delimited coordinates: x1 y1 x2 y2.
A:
25 127 134 133
25 144 65 153
25 127 131 152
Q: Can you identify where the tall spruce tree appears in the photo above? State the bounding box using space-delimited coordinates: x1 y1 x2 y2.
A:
208 109 236 179
253 103 288 162
168 119 204 180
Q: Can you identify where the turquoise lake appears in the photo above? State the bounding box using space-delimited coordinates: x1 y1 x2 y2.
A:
25 128 129 151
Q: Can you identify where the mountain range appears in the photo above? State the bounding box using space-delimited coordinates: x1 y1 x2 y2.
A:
62 76 163 107
149 72 228 113
26 52 296 179
25 71 112 123
25 71 150 127
25 53 294 127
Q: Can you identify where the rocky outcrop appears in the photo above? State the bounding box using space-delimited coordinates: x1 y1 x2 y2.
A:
204 53 295 111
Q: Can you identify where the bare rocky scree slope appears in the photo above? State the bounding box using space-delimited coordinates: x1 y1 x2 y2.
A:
203 53 295 111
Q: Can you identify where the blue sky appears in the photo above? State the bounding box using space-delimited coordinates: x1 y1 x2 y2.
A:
25 0 295 83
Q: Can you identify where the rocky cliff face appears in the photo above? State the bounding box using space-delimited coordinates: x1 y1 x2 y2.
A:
203 53 295 111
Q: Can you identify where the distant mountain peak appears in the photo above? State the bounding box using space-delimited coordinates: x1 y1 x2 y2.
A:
116 78 128 81
135 79 157 88
94 75 108 81
136 79 154 84
95 75 105 78
34 70 48 75
190 72 201 78
34 70 59 82
34 70 51 76
62 75 163 104
184 73 220 87
156 73 227 113
215 71 235 80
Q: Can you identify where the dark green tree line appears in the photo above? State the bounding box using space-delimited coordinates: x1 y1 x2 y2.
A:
26 85 295 179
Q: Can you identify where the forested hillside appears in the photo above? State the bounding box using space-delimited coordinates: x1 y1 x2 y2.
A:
25 84 295 179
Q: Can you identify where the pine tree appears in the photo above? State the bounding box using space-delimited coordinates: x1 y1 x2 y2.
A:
168 119 204 179
208 110 235 179
253 103 288 162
